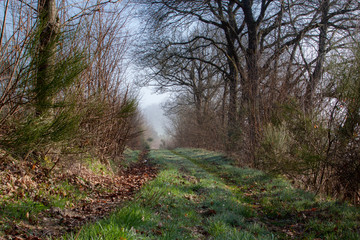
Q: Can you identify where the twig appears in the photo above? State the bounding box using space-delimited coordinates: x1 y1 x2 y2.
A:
46 156 61 177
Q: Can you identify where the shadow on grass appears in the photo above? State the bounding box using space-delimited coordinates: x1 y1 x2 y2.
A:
173 148 360 240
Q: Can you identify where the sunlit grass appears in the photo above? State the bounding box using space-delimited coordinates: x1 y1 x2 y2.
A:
55 148 360 239
63 149 275 239
174 148 360 240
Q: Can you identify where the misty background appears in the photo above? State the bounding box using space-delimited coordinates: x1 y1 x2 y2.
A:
138 87 170 148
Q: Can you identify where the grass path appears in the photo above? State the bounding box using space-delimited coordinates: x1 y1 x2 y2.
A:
66 149 360 240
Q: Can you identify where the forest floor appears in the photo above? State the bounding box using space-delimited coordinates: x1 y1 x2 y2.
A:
0 149 157 240
1 148 360 239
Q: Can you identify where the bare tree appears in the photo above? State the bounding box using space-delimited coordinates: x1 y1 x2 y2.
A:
137 0 360 164
137 28 228 149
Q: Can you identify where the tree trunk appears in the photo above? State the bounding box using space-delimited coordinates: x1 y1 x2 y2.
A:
304 0 329 114
35 0 58 116
221 80 228 128
227 63 238 149
243 0 261 166
223 1 240 150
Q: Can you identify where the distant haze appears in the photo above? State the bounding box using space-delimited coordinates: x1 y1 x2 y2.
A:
139 85 170 137
139 87 170 108
142 103 169 137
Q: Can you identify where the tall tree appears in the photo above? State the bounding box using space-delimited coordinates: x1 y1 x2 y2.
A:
138 0 360 164
35 0 58 116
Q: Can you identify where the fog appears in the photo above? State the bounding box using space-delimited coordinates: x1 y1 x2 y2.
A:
142 103 169 137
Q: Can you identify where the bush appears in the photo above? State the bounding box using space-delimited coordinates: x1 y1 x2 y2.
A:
258 43 360 203
258 100 328 185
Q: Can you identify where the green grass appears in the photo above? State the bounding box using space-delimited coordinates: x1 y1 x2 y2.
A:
0 149 141 237
84 148 140 177
172 148 360 240
121 148 141 168
63 203 154 240
0 179 87 236
0 200 47 221
83 156 114 176
12 147 356 239
63 150 275 239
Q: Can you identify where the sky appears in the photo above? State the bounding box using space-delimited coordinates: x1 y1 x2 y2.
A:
139 87 169 108
139 87 170 136
124 4 171 137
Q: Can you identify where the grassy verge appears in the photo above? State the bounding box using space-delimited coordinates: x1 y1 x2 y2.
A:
173 148 360 239
120 148 141 169
0 148 141 237
0 166 88 236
